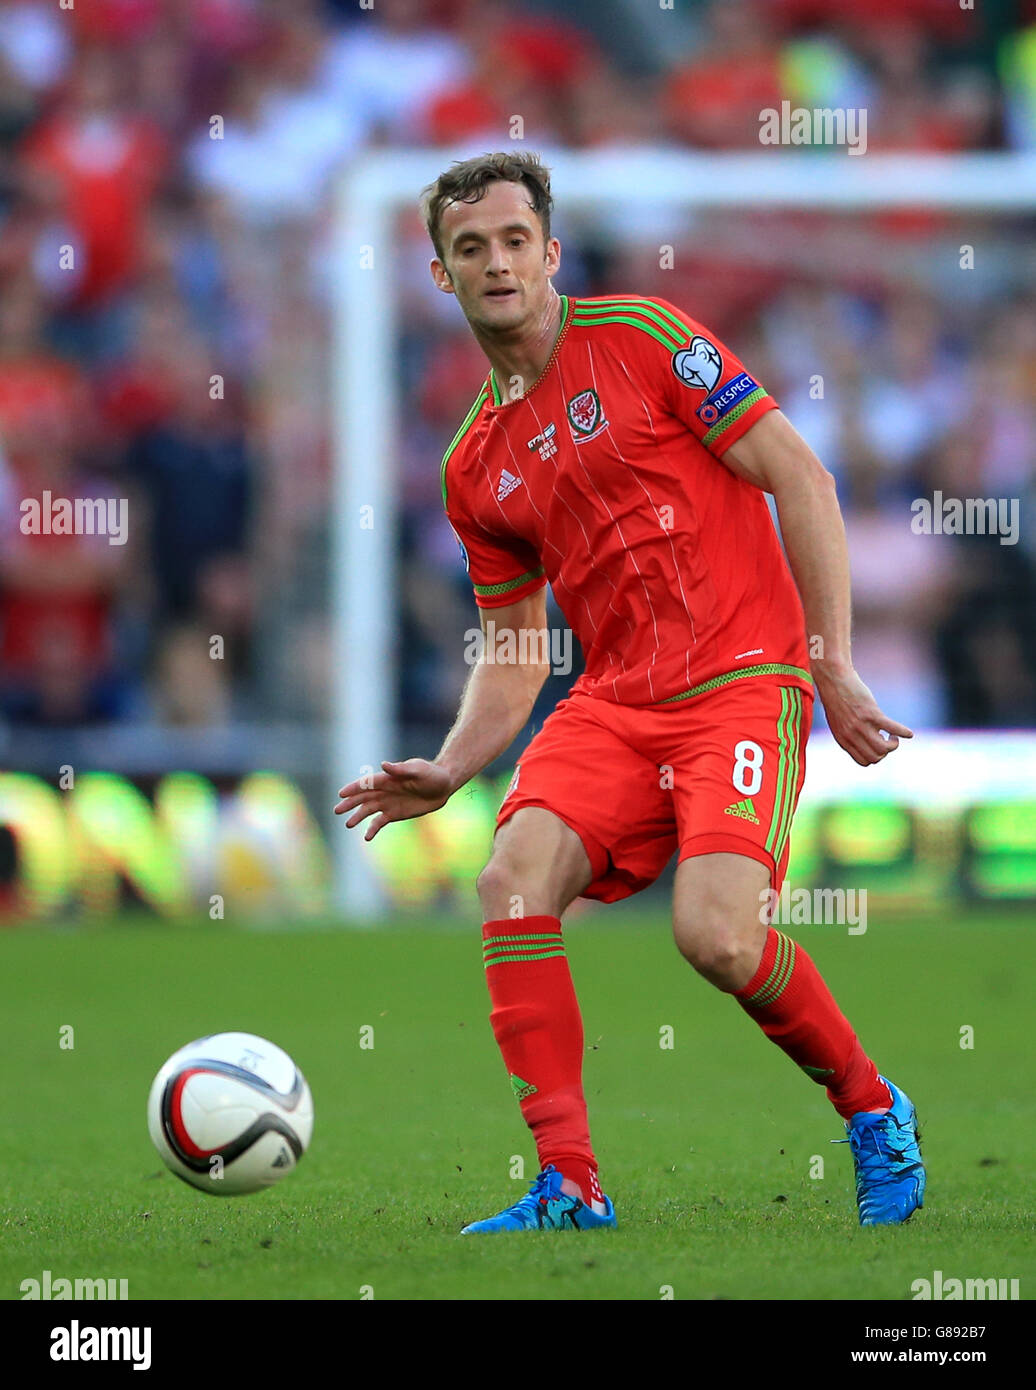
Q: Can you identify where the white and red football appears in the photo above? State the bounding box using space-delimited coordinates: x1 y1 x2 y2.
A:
147 1032 313 1196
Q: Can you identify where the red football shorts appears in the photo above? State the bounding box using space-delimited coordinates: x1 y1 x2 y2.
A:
496 680 813 902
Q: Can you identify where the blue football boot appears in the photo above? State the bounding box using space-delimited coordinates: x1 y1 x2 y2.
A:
460 1164 616 1233
844 1075 926 1226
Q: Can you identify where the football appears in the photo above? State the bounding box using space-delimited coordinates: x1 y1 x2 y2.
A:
147 1032 313 1196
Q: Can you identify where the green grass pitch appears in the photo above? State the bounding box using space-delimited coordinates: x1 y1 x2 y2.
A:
1 906 1031 1301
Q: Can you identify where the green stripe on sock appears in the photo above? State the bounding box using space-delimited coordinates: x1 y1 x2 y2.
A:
760 941 796 1006
744 931 793 1008
749 930 788 1006
483 949 568 968
482 933 562 948
483 944 564 959
482 945 563 964
752 934 797 1007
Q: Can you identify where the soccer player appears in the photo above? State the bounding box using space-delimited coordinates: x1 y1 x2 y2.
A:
335 152 925 1232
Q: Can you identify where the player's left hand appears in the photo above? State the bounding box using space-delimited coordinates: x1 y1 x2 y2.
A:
813 665 913 766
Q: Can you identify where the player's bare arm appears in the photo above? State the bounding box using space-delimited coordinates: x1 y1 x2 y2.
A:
334 588 550 839
719 408 913 767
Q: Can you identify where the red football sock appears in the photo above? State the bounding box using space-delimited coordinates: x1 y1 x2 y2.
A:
482 916 603 1206
734 928 892 1120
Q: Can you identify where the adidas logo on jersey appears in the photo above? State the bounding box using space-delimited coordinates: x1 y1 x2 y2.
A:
724 797 760 824
496 469 523 501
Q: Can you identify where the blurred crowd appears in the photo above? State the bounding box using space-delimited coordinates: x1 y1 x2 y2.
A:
0 0 1033 739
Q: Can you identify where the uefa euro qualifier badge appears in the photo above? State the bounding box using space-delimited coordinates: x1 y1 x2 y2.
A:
673 337 762 429
671 335 723 394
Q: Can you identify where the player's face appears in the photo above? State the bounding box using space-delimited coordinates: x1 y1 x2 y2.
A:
431 180 560 332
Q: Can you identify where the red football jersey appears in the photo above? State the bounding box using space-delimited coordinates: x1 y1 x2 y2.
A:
441 294 812 707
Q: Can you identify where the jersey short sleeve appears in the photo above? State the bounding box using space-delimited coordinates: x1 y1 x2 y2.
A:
440 383 548 610
445 504 547 610
633 297 778 457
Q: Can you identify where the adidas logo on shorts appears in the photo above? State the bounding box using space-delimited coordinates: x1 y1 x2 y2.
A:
724 797 760 824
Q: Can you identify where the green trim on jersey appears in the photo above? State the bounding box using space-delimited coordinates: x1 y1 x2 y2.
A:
702 387 769 448
572 297 692 353
659 663 812 705
573 293 687 324
440 384 490 509
472 566 546 600
573 296 693 347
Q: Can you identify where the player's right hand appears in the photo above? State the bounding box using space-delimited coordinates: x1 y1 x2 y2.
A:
334 759 454 841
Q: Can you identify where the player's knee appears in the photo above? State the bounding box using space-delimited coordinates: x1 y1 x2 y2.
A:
476 851 544 918
475 855 507 914
673 908 761 991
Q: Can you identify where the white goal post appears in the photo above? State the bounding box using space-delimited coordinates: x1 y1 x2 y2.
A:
331 148 1036 918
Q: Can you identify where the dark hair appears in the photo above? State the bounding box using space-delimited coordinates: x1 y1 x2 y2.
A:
420 151 553 263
